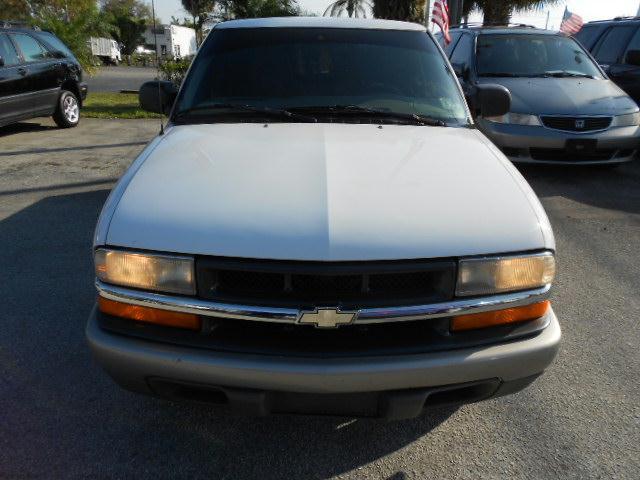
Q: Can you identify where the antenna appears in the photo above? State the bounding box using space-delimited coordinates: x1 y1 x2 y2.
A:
150 0 164 135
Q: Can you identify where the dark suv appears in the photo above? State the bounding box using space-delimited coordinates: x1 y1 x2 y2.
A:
0 26 87 129
575 17 640 103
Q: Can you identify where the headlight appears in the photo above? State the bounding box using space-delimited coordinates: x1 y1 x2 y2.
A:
611 112 640 127
456 252 555 297
95 249 195 295
484 112 541 126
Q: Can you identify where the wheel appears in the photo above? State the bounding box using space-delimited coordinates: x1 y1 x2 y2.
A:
53 90 80 128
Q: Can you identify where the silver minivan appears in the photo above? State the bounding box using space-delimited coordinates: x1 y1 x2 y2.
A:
439 26 640 165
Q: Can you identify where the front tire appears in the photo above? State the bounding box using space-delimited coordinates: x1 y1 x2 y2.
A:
53 90 80 128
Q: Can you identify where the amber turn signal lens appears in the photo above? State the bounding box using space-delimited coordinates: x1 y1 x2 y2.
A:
98 297 201 331
451 301 550 332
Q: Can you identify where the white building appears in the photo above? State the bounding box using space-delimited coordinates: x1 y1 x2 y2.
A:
143 24 197 59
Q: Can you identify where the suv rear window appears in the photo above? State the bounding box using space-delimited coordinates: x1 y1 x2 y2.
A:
11 33 47 62
34 31 77 60
575 25 607 50
0 34 20 66
593 25 637 64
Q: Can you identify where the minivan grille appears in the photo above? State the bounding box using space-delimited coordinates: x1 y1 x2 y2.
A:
540 116 612 132
196 257 456 309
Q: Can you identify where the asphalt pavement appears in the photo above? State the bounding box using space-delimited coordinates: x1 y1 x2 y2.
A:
86 66 158 93
0 117 638 479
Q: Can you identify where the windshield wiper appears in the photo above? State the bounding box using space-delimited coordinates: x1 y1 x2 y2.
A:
173 104 317 123
539 71 596 79
289 105 447 126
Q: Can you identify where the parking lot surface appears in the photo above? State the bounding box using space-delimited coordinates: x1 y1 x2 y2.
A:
86 66 157 93
1 118 638 479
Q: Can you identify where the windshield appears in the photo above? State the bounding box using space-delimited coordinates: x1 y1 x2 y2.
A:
174 28 470 126
476 34 603 78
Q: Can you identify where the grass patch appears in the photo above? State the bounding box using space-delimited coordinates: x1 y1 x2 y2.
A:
83 92 162 119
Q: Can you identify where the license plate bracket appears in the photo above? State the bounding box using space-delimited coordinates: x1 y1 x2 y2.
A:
565 138 598 154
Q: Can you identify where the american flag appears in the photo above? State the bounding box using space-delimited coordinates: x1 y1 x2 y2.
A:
560 7 584 35
432 0 451 45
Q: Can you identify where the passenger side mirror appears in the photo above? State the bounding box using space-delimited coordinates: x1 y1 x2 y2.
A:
0 56 4 67
626 50 640 66
139 81 178 115
51 50 66 59
476 84 511 118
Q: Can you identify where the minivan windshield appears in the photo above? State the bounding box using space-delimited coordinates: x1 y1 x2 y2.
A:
477 34 603 79
174 28 470 126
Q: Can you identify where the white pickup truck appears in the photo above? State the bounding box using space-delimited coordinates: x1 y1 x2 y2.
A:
87 17 560 420
89 37 121 65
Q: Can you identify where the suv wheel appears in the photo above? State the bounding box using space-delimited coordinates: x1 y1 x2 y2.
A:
53 90 80 128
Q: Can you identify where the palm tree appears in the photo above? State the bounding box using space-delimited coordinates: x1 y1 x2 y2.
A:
324 0 371 18
372 0 424 22
462 0 559 26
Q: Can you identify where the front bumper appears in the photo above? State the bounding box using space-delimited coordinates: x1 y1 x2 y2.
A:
477 118 640 165
86 305 561 418
79 82 88 102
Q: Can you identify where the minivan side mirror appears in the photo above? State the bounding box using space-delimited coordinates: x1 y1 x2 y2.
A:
626 50 640 66
139 81 179 114
476 84 511 118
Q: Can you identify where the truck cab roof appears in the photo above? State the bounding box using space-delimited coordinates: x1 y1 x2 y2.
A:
214 17 427 31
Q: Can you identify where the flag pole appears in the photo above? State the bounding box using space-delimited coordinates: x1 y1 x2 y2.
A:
425 0 432 29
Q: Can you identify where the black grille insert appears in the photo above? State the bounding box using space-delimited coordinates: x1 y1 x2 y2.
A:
196 257 456 308
541 116 611 132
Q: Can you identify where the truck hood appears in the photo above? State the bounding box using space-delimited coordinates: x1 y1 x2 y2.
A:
478 77 638 115
105 123 551 261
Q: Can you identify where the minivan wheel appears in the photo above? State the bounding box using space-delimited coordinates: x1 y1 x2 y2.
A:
53 90 80 128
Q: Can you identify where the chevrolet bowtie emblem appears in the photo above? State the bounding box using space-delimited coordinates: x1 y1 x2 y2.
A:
298 308 356 328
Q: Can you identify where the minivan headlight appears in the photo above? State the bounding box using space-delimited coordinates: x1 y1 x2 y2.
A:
611 112 640 127
95 248 195 295
456 252 555 297
484 113 541 126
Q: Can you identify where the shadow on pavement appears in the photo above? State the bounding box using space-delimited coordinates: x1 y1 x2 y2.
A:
0 120 57 137
0 189 456 479
518 159 640 215
0 141 148 157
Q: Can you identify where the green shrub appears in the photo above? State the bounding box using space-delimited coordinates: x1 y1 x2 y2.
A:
159 56 194 86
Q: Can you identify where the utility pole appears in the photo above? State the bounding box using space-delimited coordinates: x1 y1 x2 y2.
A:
545 10 550 29
449 0 464 26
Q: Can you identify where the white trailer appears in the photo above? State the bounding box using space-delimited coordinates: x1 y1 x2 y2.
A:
143 24 197 59
89 37 122 65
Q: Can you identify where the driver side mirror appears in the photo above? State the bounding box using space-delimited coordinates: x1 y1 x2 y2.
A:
476 84 511 118
626 50 640 66
139 81 178 114
0 56 5 67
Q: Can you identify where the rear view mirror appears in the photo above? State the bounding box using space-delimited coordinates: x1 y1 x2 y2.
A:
476 84 511 118
626 50 640 66
139 81 178 114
